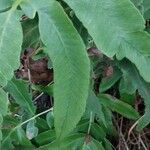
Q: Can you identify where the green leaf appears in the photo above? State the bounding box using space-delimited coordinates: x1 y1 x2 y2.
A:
22 17 40 49
131 0 143 6
26 120 38 140
116 32 150 82
15 127 33 146
20 0 90 139
37 1 90 139
0 114 3 141
130 0 144 13
0 10 23 86
0 89 8 116
98 94 139 120
32 84 53 96
99 68 122 93
20 0 51 18
103 139 113 150
144 8 150 19
0 130 2 141
74 119 89 133
2 121 33 149
82 140 105 150
35 117 49 131
90 123 106 141
143 0 150 12
0 114 3 124
1 115 19 149
100 106 114 134
119 78 136 95
74 120 106 141
37 133 85 150
35 130 56 146
120 93 136 105
86 91 106 126
46 111 54 129
0 0 12 11
119 60 150 130
6 78 35 116
64 0 150 82
20 0 36 19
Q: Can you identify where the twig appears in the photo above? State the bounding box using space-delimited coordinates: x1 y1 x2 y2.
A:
33 92 44 102
138 134 148 150
2 108 53 144
127 115 144 142
119 117 129 150
27 68 32 93
120 132 130 150
88 111 93 134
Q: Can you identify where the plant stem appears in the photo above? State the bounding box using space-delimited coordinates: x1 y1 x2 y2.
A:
87 111 93 134
2 108 53 144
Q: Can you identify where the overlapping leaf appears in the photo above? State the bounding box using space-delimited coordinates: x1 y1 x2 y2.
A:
37 133 85 150
0 0 12 11
0 114 2 141
35 130 56 146
0 89 8 116
0 89 8 142
86 91 106 126
98 94 139 120
20 0 51 19
21 0 90 139
0 9 23 86
99 68 122 93
22 18 40 49
82 140 105 150
39 3 90 139
143 0 150 12
119 60 150 130
64 0 150 82
143 0 150 19
26 120 38 140
144 9 150 19
6 78 35 116
130 0 143 13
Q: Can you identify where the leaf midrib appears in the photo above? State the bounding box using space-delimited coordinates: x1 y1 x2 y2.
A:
39 10 85 138
10 81 34 115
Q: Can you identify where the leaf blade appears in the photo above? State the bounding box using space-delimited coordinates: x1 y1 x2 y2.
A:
98 94 139 120
0 89 8 116
119 60 150 130
0 0 12 11
37 1 90 139
64 0 150 82
0 10 23 86
6 78 35 116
